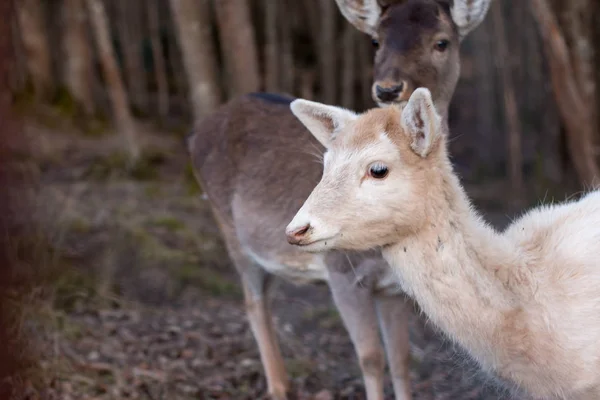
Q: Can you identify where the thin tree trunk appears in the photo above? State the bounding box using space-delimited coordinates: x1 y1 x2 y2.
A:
15 0 53 100
86 0 140 162
530 0 599 186
319 0 336 103
263 0 278 92
562 0 596 140
520 2 562 183
214 0 260 96
10 15 27 94
302 0 320 50
492 1 523 200
147 0 170 118
341 25 356 109
357 35 373 108
299 69 315 100
117 1 146 113
169 0 221 119
279 0 294 93
166 22 187 105
62 0 95 115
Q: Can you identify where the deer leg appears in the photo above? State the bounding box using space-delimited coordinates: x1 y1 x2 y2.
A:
375 294 413 400
209 209 289 399
327 256 385 400
239 263 289 400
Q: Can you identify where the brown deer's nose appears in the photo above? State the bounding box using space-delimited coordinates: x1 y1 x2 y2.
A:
375 83 404 102
286 224 311 245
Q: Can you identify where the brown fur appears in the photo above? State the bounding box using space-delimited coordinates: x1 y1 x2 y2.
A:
373 0 461 107
187 1 491 398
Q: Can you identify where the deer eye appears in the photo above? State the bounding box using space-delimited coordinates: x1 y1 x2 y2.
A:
434 39 449 52
368 163 389 179
371 38 380 49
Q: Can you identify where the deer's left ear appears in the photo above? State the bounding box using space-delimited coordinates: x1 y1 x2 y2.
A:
451 0 492 41
290 99 357 149
400 88 442 157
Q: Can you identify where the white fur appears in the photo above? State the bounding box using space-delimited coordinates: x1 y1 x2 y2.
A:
335 0 382 37
290 99 357 148
451 0 493 40
401 88 441 157
288 87 600 399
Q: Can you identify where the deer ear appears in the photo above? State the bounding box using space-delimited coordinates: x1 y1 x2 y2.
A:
290 99 357 149
335 0 382 38
400 88 441 157
451 0 492 41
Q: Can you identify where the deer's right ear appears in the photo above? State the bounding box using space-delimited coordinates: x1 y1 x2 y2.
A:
400 88 441 157
290 99 357 149
335 0 382 37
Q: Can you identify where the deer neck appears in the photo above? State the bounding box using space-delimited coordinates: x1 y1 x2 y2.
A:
383 165 526 373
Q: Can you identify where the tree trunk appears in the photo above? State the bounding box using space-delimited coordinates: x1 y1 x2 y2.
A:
279 0 294 93
341 25 356 109
15 0 53 100
169 0 221 119
491 0 523 200
10 15 27 94
299 69 315 100
117 1 147 113
357 35 374 109
263 0 278 92
530 0 599 187
61 0 95 115
319 0 336 103
147 0 170 119
86 0 140 162
214 0 260 96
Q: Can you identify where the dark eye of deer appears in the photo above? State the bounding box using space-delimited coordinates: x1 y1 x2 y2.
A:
371 39 379 49
369 163 389 179
434 39 449 52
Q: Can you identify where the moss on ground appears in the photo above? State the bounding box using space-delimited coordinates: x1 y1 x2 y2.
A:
174 263 240 298
303 306 342 329
184 161 202 196
84 149 167 181
148 216 186 232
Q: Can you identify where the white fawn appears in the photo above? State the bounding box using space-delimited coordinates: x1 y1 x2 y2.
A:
287 87 600 400
187 1 491 398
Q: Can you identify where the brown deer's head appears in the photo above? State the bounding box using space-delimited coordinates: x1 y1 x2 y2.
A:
335 0 491 112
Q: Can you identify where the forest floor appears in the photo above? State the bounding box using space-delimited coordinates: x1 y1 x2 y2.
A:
17 109 549 399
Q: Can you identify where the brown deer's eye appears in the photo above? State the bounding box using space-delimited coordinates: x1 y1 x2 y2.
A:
434 39 449 52
369 163 389 179
371 38 380 49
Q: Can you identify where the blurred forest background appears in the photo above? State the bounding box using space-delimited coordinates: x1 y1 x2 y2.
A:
7 0 600 398
11 0 600 191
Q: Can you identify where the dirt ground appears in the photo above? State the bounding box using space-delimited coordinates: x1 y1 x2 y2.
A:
21 113 535 400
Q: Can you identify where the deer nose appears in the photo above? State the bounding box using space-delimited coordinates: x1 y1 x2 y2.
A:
286 224 311 245
375 83 404 102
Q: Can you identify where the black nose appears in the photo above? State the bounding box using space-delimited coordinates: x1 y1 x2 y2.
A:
375 84 404 102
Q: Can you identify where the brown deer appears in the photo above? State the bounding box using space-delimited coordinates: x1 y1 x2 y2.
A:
187 1 491 399
286 87 600 400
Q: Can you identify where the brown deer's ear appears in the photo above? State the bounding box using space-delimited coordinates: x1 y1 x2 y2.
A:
451 0 492 41
290 99 357 149
400 88 441 157
335 0 382 37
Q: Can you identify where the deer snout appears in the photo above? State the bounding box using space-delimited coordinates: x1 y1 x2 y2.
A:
374 82 405 103
285 223 311 245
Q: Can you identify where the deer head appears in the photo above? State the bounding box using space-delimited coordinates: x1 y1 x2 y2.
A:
335 0 491 111
285 88 446 252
